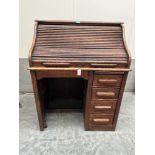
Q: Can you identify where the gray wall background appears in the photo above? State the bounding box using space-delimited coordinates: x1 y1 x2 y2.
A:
19 58 135 93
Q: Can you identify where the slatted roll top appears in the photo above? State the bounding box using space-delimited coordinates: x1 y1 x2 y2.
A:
30 21 131 67
36 23 123 49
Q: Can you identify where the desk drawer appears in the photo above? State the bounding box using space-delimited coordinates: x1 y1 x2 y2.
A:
89 114 114 125
92 88 119 99
35 70 88 80
90 100 117 113
93 75 122 87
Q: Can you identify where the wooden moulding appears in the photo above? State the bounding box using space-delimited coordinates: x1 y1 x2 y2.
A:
28 67 131 72
112 72 128 130
28 21 38 66
35 20 124 26
120 23 132 66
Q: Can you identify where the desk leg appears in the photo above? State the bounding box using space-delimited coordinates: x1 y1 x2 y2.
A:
112 72 128 130
30 71 46 131
84 71 94 130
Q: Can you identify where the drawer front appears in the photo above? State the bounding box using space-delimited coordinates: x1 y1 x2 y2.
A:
89 114 114 125
92 88 120 99
35 70 88 80
93 74 122 87
90 100 117 113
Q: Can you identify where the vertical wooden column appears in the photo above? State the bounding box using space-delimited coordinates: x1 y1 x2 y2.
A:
112 72 128 130
84 71 94 130
30 71 46 131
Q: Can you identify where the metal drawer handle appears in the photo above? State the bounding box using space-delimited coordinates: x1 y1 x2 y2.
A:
93 118 110 123
94 105 112 109
96 92 115 97
98 79 118 83
42 62 70 67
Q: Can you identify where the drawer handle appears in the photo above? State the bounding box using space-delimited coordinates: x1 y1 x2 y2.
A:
98 79 118 83
96 92 115 97
93 118 110 123
90 63 118 67
42 62 70 67
94 105 112 109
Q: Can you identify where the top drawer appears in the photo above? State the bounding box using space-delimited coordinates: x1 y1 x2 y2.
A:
93 74 123 87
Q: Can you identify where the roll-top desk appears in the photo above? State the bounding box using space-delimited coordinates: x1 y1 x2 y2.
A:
28 20 131 131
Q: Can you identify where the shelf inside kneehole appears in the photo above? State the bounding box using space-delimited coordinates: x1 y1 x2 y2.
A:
38 78 88 112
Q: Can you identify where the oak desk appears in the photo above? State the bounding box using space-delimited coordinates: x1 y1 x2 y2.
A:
28 20 131 131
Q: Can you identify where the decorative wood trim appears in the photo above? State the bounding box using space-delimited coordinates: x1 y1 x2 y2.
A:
112 72 128 130
28 67 131 72
35 20 124 25
90 63 118 67
28 22 38 66
121 24 132 66
33 60 128 64
42 62 70 67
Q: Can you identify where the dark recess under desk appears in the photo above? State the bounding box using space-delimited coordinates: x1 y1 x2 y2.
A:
38 78 88 111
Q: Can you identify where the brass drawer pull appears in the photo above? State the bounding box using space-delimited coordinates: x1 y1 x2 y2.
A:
90 63 118 67
94 105 112 109
93 118 110 123
98 79 118 83
42 62 70 67
96 92 115 97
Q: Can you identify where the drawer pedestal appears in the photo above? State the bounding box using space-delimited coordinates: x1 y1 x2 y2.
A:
85 72 128 131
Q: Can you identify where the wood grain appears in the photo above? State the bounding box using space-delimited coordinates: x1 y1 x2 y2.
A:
29 21 131 131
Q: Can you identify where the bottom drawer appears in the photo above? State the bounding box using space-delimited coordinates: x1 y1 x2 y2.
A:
89 114 114 125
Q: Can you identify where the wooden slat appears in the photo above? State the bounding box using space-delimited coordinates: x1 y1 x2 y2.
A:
37 31 122 35
38 30 122 33
37 33 121 36
32 57 128 62
35 23 124 50
35 45 124 49
31 22 128 62
32 47 127 58
31 57 128 63
37 24 122 30
37 37 122 42
37 34 122 38
36 40 123 44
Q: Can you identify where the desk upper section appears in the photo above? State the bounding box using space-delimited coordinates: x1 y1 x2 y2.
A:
29 21 131 68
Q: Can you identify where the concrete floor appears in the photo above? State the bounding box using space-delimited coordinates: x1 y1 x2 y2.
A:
19 92 135 155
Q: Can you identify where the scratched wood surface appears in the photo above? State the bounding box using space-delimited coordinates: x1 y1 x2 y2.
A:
31 21 129 64
29 21 131 131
